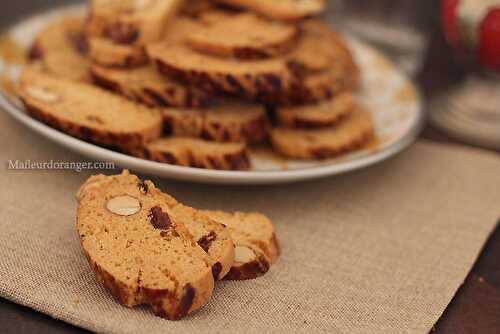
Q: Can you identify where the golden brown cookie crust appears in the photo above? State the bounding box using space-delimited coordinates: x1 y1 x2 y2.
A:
28 17 90 82
90 65 213 108
276 92 355 128
130 137 251 170
17 68 163 150
270 107 375 159
88 37 148 67
162 103 269 144
215 0 326 21
186 13 300 59
76 170 216 320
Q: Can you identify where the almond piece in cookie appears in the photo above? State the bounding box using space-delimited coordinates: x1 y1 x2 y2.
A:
215 0 326 21
202 211 280 280
90 65 212 108
76 170 216 320
186 13 299 59
163 103 269 144
131 137 251 170
17 68 162 150
270 107 375 159
29 17 90 82
276 92 355 128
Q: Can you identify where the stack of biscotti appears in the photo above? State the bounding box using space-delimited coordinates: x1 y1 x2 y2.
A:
77 170 280 320
18 0 375 171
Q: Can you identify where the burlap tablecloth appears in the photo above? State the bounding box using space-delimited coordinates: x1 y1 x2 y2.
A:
0 109 499 334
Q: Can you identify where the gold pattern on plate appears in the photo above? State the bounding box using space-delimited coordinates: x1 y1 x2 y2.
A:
394 83 417 105
0 75 17 96
0 34 27 65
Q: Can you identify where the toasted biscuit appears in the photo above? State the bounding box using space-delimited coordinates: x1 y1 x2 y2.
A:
149 20 358 105
186 13 299 59
149 41 296 100
86 0 184 45
17 68 162 150
76 170 217 320
87 37 148 67
29 17 90 82
91 65 212 108
270 107 375 159
131 137 251 170
203 211 280 280
163 103 269 144
276 92 355 128
215 0 326 21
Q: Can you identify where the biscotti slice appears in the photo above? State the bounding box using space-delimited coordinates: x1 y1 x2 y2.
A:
167 204 235 280
149 20 358 105
287 21 354 74
149 42 296 100
276 92 355 128
215 0 326 21
258 25 360 105
202 211 280 280
17 68 162 150
88 37 148 67
76 170 216 319
86 0 184 45
186 12 299 59
163 103 269 143
131 137 250 170
29 17 90 82
270 107 375 159
91 65 212 108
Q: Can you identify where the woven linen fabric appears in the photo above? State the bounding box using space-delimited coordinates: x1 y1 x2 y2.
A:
0 111 499 334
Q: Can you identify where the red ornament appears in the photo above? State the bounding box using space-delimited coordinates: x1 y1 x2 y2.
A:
479 8 500 69
441 0 500 70
442 0 460 47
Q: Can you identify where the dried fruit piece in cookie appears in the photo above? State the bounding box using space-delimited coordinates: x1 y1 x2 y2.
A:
163 103 269 144
86 0 184 45
215 0 326 21
17 68 162 150
88 37 148 67
149 42 296 100
90 65 212 108
76 170 215 320
276 92 355 128
131 137 250 170
29 17 90 82
186 13 299 59
202 211 280 280
270 107 374 159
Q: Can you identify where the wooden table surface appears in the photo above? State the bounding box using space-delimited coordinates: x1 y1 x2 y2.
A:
1 1 499 333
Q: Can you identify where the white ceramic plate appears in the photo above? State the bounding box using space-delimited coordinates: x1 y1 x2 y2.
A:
0 5 423 185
